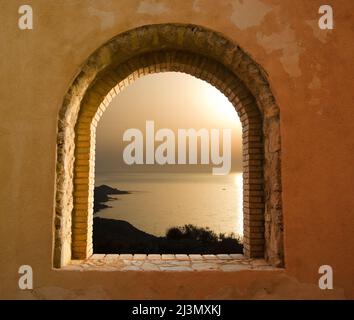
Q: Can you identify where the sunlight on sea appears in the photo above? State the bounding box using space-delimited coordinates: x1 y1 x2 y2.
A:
95 172 243 237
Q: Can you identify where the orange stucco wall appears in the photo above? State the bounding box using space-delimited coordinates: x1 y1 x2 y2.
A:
0 0 353 299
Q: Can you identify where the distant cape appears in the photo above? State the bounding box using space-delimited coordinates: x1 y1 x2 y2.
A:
94 184 130 213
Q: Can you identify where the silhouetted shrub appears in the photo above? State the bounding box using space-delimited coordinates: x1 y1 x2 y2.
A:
165 224 243 252
166 227 184 240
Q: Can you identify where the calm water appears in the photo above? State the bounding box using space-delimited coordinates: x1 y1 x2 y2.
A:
95 172 243 237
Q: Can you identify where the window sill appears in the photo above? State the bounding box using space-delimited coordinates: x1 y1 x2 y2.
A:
62 254 280 272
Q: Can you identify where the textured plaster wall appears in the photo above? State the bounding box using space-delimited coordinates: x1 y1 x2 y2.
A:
0 0 353 299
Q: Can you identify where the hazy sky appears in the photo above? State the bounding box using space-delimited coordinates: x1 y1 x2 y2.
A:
95 72 242 174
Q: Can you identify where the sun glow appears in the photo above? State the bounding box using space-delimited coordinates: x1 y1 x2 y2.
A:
198 78 239 125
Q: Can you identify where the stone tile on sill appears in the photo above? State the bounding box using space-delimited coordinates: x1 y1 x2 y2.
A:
202 254 218 260
175 254 189 260
90 254 106 260
122 266 141 271
160 266 193 272
216 254 233 260
119 254 133 260
133 254 147 260
160 260 190 266
147 254 162 260
161 254 176 260
141 262 160 271
105 254 119 260
189 254 204 260
220 264 251 272
191 263 219 271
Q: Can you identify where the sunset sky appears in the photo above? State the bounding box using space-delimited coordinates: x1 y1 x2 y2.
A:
95 72 242 174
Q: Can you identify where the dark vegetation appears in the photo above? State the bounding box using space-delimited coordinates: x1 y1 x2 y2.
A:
93 218 243 254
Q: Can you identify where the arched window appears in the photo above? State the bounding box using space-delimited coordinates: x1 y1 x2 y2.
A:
54 24 283 268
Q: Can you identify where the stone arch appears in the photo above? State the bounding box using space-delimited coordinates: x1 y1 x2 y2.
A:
54 24 283 268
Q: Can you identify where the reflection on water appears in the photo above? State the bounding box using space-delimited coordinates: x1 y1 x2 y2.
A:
95 172 243 237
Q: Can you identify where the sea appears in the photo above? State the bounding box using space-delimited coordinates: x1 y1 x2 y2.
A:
95 172 243 238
